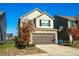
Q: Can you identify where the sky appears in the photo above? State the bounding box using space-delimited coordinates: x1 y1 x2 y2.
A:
0 3 79 35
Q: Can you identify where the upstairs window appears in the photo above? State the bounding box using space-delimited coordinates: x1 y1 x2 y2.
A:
70 21 76 27
40 20 50 27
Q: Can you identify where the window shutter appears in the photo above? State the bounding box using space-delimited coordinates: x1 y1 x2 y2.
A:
40 20 41 26
49 20 50 26
34 19 36 28
34 19 36 23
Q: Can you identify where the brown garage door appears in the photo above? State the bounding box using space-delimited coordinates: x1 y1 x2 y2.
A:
33 33 55 44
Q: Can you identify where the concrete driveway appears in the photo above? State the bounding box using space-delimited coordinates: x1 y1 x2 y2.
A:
32 44 79 56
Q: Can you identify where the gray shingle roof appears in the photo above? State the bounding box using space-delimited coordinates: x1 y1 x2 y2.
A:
55 15 76 21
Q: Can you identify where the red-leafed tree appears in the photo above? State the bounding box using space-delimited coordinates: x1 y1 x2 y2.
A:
17 20 34 49
68 26 79 41
68 20 79 47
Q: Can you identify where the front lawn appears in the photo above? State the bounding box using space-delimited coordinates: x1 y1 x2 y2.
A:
0 40 46 56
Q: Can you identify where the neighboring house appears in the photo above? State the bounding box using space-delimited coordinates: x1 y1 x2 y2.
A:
18 8 58 44
0 11 6 44
6 33 15 40
54 15 77 43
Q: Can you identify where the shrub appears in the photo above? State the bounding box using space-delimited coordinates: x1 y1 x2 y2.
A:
15 41 26 49
73 41 79 48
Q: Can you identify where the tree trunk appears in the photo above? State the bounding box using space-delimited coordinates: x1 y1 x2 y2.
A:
26 42 29 47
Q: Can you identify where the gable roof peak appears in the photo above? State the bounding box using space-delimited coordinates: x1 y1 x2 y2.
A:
20 8 42 19
42 12 55 20
33 8 42 12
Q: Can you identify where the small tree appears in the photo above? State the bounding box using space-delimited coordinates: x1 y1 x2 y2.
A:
18 20 34 49
68 27 79 40
68 20 79 47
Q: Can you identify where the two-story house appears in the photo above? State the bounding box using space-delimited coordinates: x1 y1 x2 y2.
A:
18 8 58 44
0 11 6 44
54 15 77 43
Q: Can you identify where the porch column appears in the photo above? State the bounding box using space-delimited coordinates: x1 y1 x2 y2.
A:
69 35 73 44
29 33 33 44
55 31 58 44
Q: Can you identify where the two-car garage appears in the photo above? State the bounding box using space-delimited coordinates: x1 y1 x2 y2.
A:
31 29 58 44
32 33 56 44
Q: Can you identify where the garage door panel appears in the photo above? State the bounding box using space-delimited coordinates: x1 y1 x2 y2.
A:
33 33 55 44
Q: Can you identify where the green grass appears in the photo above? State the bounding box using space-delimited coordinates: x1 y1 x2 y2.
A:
0 43 14 49
0 40 15 50
0 40 15 55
